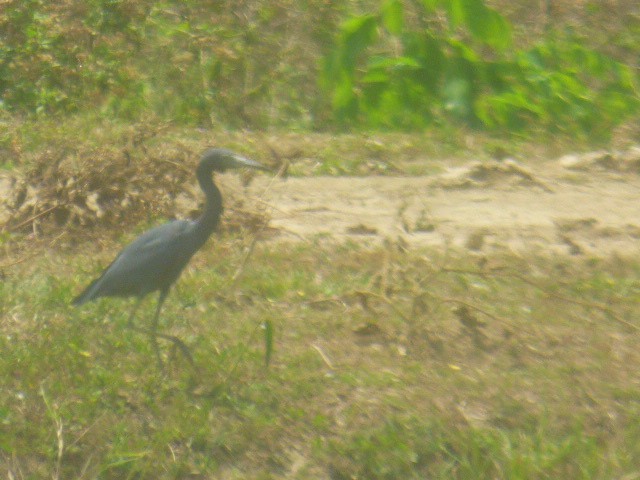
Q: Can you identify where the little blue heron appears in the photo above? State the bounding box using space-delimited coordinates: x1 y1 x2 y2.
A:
72 148 269 367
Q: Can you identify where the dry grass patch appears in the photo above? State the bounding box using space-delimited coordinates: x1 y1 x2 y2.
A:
1 237 639 478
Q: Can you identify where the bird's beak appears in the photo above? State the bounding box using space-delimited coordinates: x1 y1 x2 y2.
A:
231 153 271 172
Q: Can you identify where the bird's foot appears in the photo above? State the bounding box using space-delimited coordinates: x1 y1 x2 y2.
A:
128 325 196 370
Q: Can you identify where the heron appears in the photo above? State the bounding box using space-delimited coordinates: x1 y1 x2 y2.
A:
72 148 269 367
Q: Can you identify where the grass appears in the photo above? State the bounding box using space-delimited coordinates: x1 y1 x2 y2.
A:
1 234 639 479
4 114 633 177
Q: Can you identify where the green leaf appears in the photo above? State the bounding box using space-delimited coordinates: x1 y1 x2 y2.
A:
332 73 357 114
263 320 274 367
479 10 511 50
321 50 341 88
367 56 421 70
362 70 389 84
446 0 512 50
339 14 378 69
382 0 403 35
421 0 441 12
446 0 466 28
446 38 480 62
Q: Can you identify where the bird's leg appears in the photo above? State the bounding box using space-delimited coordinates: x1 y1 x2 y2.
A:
154 332 195 368
149 289 195 369
126 290 195 369
124 297 165 368
149 289 169 369
127 297 144 328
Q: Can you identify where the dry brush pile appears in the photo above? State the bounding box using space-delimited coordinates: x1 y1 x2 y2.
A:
0 128 270 242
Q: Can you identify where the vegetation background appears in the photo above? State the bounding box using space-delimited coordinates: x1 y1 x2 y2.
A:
1 0 638 138
1 1 640 479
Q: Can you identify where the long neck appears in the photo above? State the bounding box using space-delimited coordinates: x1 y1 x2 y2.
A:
195 169 223 235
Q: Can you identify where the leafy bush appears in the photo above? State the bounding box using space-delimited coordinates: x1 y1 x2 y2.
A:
0 0 147 115
0 0 638 137
0 0 344 127
321 0 639 137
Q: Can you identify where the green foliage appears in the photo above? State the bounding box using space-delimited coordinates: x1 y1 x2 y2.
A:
442 0 512 50
0 0 147 115
476 38 640 136
325 417 608 479
263 319 274 367
0 0 346 128
0 0 638 137
321 0 639 137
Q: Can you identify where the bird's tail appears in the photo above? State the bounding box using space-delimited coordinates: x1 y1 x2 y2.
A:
72 278 102 306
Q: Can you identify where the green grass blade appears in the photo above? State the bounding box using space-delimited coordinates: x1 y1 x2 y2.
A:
263 319 274 367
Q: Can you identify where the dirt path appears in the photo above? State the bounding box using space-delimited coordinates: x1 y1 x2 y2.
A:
248 158 640 256
2 150 638 257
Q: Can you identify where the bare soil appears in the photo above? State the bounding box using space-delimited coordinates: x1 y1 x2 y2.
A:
2 148 639 259
248 153 640 257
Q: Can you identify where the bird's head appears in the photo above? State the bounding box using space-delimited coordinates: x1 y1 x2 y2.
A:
199 148 269 174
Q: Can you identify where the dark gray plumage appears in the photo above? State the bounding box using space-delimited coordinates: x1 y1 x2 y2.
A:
73 148 268 366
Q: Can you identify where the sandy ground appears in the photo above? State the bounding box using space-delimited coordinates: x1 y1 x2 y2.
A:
2 150 638 258
247 157 640 257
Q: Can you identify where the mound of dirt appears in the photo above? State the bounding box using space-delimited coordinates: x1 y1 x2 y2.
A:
558 147 640 173
432 159 553 191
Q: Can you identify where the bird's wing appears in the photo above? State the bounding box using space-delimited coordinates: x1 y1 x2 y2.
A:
74 220 200 302
111 220 194 267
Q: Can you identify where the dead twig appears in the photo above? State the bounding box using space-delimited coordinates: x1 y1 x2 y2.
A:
230 141 285 283
440 297 511 327
0 232 66 269
40 384 65 480
231 225 264 284
3 203 63 233
311 343 334 369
